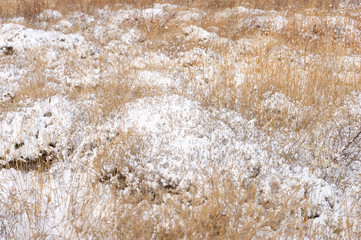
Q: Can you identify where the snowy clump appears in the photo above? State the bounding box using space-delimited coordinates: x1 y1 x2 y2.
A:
0 96 86 164
37 9 63 22
242 15 288 32
234 39 255 55
215 6 265 21
153 3 179 10
90 24 143 46
174 10 206 23
268 15 289 31
183 25 219 43
344 91 361 115
140 7 164 19
117 95 269 190
119 27 144 45
54 19 74 31
274 166 345 230
67 12 95 31
234 6 266 15
135 70 178 88
132 51 173 69
262 91 298 115
102 8 135 25
0 64 26 102
178 47 219 68
0 23 85 55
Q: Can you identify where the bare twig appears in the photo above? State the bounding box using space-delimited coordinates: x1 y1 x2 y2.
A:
333 127 361 163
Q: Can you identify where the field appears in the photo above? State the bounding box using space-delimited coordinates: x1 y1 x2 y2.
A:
0 0 361 239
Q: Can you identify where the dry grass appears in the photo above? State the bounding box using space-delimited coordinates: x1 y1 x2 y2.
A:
0 0 159 19
1 0 361 239
0 0 352 20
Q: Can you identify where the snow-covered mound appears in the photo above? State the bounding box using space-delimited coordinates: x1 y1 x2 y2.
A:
0 23 85 54
0 96 85 165
0 3 361 238
116 95 266 189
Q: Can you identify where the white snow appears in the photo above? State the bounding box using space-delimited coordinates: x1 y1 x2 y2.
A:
0 3 360 238
136 70 176 87
0 96 85 162
0 23 85 55
183 25 219 43
37 10 63 22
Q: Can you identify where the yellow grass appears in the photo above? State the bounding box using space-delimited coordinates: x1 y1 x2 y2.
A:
1 0 361 239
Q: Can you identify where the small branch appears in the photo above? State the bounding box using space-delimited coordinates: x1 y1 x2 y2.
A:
333 127 361 162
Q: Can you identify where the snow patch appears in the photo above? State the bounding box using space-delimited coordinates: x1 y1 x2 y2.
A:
0 23 85 55
0 96 85 163
37 9 63 22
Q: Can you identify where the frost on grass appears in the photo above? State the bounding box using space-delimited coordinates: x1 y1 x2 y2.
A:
0 23 85 55
117 95 263 189
37 10 63 22
0 2 361 239
0 96 86 168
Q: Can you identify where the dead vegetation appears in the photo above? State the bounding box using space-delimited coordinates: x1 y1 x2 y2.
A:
0 0 354 20
0 0 361 239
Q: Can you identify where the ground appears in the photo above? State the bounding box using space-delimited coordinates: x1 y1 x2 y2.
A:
0 1 361 239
